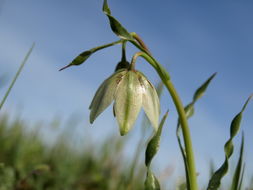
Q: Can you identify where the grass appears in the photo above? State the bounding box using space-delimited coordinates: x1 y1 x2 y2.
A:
0 113 145 190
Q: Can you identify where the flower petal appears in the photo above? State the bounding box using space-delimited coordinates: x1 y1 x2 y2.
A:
89 70 126 124
138 72 160 130
115 71 143 135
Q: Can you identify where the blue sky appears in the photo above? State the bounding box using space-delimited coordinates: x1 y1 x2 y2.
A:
0 0 253 187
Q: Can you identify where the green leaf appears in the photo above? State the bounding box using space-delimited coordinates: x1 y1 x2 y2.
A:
145 111 168 167
144 111 168 190
193 72 217 102
207 96 252 190
102 0 134 41
115 71 143 135
230 133 245 190
184 103 195 119
145 169 160 190
103 0 111 15
59 40 122 71
0 43 35 111
89 70 127 124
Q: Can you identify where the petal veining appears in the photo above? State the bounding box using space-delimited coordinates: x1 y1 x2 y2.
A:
114 71 143 135
138 72 160 130
89 70 126 123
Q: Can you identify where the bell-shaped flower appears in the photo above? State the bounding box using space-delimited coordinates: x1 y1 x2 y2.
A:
89 69 160 135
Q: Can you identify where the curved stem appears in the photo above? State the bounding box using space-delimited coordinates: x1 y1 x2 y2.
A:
129 52 143 70
131 49 198 190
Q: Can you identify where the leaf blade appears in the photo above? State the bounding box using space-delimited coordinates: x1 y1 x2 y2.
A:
102 0 134 41
144 111 168 190
59 40 122 71
230 133 245 190
207 96 252 190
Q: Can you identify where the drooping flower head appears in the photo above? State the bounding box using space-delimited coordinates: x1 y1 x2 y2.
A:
89 68 160 135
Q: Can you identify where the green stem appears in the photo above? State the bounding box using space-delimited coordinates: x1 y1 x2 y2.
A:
0 43 35 111
93 39 123 51
121 41 127 62
129 52 143 70
130 43 198 189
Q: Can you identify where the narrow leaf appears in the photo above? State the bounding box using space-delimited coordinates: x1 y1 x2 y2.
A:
230 133 244 190
0 43 35 110
102 0 134 41
238 163 245 190
145 111 168 167
102 0 111 15
207 96 252 190
144 111 168 190
193 72 217 102
59 40 122 71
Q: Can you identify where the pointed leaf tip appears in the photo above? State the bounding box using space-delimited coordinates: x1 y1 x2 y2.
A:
241 94 253 112
193 72 217 102
145 111 168 166
103 0 111 15
102 0 133 41
59 64 71 71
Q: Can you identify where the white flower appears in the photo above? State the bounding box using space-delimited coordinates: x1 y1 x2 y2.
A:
89 69 160 135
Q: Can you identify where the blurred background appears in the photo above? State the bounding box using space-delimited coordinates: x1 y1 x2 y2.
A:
0 0 253 189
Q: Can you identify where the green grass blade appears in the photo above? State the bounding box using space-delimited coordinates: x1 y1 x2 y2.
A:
207 95 252 190
145 111 168 190
230 133 245 190
0 43 35 111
